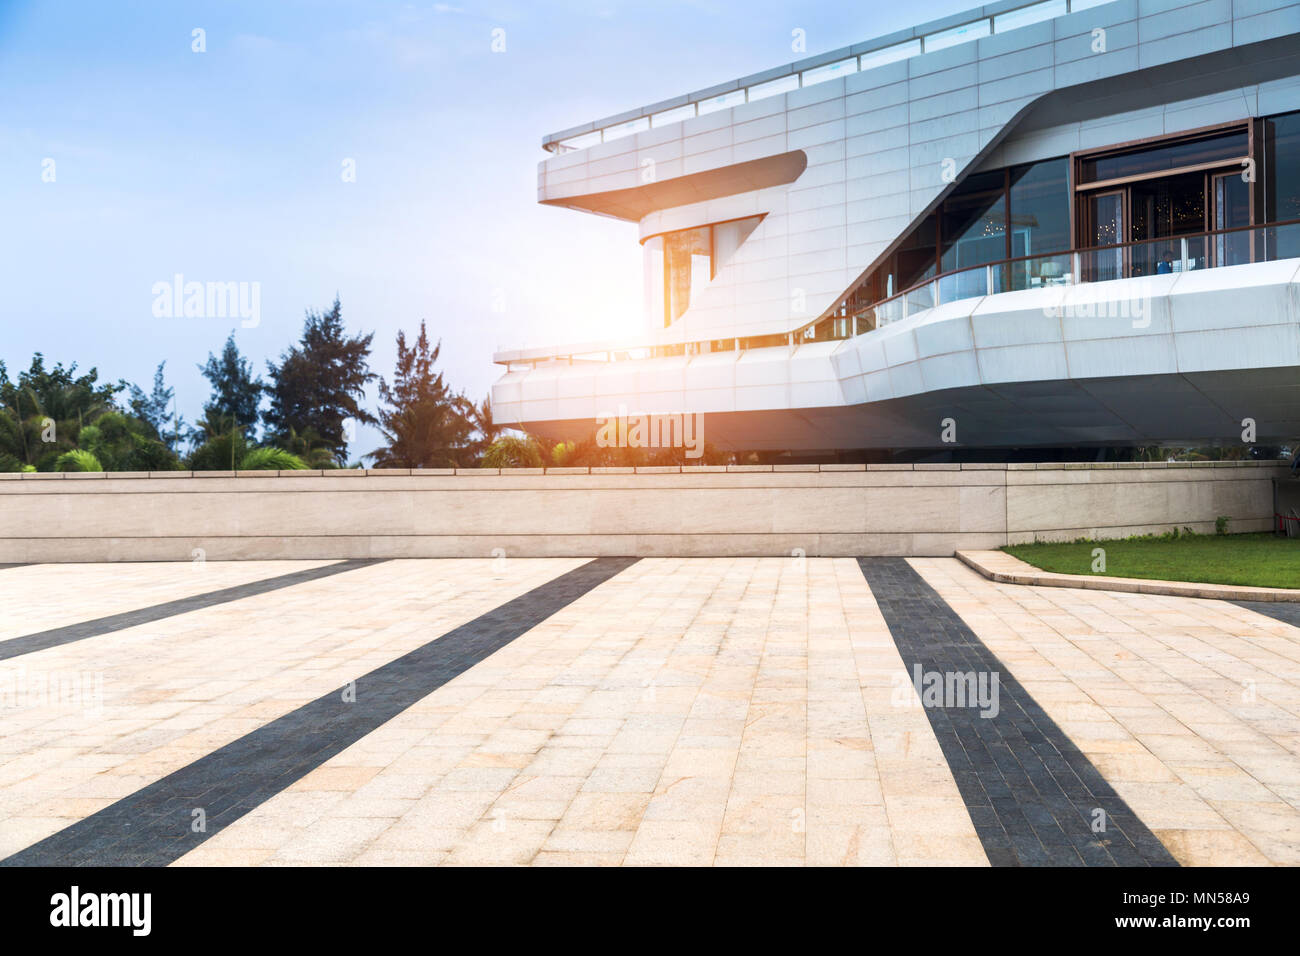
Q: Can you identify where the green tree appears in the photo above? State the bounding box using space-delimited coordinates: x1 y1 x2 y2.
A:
128 361 185 451
78 411 180 471
198 333 262 442
0 355 119 470
263 297 375 465
367 321 475 468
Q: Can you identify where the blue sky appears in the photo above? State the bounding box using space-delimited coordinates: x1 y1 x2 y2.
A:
0 0 970 456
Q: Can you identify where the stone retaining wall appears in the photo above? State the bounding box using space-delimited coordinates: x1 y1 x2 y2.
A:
0 461 1286 561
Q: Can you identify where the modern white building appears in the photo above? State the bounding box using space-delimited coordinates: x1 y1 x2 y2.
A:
493 0 1300 455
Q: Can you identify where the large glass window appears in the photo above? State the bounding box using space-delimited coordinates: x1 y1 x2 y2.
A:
839 156 1072 315
1265 111 1300 259
940 171 1006 273
1008 158 1070 258
664 227 711 324
1266 112 1300 221
644 216 762 327
893 213 938 293
642 237 665 329
1079 130 1247 184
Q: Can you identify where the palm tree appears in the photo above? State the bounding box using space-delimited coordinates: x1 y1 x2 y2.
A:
279 426 338 469
463 395 512 464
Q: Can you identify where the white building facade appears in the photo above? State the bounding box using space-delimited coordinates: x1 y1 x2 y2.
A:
493 0 1300 454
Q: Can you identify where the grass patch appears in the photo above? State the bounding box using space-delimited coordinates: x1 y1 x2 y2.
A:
1003 531 1300 590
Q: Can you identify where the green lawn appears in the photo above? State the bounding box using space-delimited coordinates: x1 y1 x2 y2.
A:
1003 532 1300 590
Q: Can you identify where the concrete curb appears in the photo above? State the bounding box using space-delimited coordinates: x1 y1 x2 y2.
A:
954 550 1300 603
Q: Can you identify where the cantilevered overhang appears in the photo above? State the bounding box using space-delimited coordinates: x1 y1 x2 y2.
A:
492 260 1300 450
539 150 807 222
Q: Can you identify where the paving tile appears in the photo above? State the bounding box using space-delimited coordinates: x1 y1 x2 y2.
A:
5 555 1288 867
858 557 1177 868
911 557 1300 867
1 558 633 865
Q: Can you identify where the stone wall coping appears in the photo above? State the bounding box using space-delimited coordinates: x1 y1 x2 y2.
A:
956 549 1300 603
0 460 1284 481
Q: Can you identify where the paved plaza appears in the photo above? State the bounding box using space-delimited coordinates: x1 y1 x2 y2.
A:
0 557 1297 866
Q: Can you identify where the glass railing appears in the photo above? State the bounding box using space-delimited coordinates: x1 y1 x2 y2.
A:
498 220 1300 368
866 220 1300 328
546 0 1113 154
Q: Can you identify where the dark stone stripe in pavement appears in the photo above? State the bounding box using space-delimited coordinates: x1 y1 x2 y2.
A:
1233 601 1300 629
857 557 1178 868
0 559 387 662
1 557 638 866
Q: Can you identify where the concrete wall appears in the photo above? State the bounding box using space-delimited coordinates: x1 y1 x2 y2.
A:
0 462 1285 561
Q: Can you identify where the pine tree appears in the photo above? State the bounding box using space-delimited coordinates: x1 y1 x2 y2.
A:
262 297 376 465
198 333 263 442
367 320 474 468
128 361 185 451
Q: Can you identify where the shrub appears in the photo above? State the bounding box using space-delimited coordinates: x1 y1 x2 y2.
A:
481 435 544 468
239 447 309 471
1216 515 1230 535
54 449 103 472
551 440 577 467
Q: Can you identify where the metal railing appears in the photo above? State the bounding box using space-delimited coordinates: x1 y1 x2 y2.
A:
546 0 1111 154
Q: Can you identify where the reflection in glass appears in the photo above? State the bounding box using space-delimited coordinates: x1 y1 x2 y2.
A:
665 227 711 323
1079 131 1247 184
643 236 665 328
941 172 1006 297
1214 173 1251 267
1265 111 1300 259
646 216 763 326
1087 191 1125 281
1129 170 1205 275
1008 159 1070 258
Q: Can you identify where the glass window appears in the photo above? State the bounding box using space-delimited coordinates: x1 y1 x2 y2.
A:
646 217 763 326
858 39 921 72
1265 111 1300 260
557 130 601 152
1008 158 1070 257
994 0 1066 33
643 236 665 328
1265 111 1300 223
697 89 746 115
603 116 650 142
802 57 857 88
665 227 711 322
925 19 991 52
748 74 799 102
940 171 1007 274
894 213 938 291
651 104 696 127
1079 130 1248 184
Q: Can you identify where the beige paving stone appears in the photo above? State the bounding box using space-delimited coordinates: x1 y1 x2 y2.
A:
30 556 1273 867
624 819 721 866
1153 828 1272 866
911 557 1300 866
0 558 588 852
0 560 338 640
